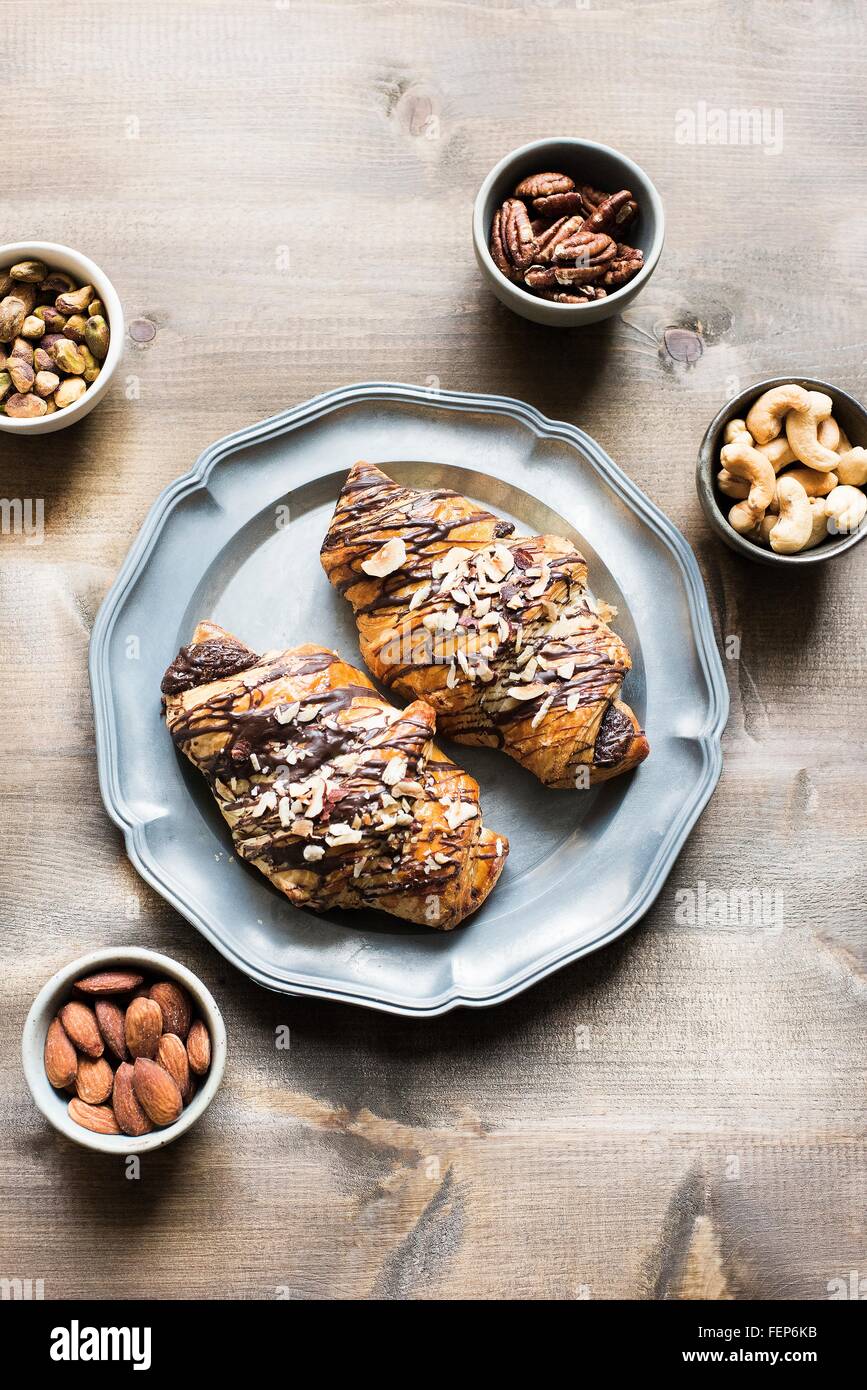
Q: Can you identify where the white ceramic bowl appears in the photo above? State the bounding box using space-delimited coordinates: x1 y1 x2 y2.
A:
0 240 123 435
473 137 665 327
22 947 226 1155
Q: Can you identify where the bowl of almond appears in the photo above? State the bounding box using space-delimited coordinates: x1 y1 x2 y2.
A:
22 947 226 1154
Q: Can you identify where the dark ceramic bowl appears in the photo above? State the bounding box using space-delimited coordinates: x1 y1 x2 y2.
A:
696 376 867 567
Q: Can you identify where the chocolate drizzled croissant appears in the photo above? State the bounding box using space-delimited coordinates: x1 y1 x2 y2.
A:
162 622 508 930
320 462 649 789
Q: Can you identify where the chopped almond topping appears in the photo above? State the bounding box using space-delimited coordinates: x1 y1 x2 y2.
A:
382 755 407 785
432 545 473 577
531 694 554 729
408 582 431 611
361 536 407 577
444 800 478 830
507 682 548 701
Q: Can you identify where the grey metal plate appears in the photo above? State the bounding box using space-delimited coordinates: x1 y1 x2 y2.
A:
90 383 728 1016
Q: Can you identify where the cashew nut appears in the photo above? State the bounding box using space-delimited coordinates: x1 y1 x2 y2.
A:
720 437 776 533
825 484 867 535
723 418 752 445
717 418 754 497
757 513 776 545
756 436 797 472
768 476 812 554
717 469 749 500
778 465 838 498
834 446 867 487
802 497 831 551
818 416 840 450
745 383 811 444
835 426 852 454
785 391 838 471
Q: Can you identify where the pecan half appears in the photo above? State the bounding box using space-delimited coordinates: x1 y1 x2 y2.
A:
552 231 617 266
535 215 585 263
553 263 606 286
600 244 644 287
534 286 607 302
523 265 558 289
514 171 574 199
581 189 637 237
531 191 584 219
501 198 538 269
577 183 607 211
489 207 519 282
532 216 568 254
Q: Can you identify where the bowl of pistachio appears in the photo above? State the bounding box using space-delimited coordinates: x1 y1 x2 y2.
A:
0 241 123 434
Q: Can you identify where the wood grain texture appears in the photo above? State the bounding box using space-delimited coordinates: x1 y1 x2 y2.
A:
1 0 865 1301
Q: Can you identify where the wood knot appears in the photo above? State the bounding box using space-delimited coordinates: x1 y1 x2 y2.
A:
128 318 157 344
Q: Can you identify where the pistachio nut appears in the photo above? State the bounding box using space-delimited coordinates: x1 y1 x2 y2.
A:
54 377 87 409
40 333 65 357
36 306 68 333
11 259 48 284
22 314 45 339
0 298 26 340
8 359 35 393
39 271 76 296
0 272 13 298
0 369 11 401
84 314 109 361
51 338 86 375
33 347 53 372
10 337 34 363
5 391 47 418
43 397 58 413
79 345 100 383
34 370 60 398
87 298 104 319
63 314 88 344
56 284 93 315
0 292 33 341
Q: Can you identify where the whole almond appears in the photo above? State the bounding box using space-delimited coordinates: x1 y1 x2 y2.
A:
68 1098 121 1135
74 970 144 996
132 1058 183 1127
149 980 192 1039
60 1001 104 1058
112 1063 153 1136
186 1018 211 1076
95 998 128 1062
44 1016 78 1089
75 1056 114 1105
156 1033 192 1103
125 997 162 1059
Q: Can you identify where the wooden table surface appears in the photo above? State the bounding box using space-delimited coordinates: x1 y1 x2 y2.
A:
2 0 865 1301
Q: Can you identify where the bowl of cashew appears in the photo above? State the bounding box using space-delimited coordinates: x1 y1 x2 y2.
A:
697 377 867 566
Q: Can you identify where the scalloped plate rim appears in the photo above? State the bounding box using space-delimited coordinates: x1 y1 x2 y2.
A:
89 381 728 1016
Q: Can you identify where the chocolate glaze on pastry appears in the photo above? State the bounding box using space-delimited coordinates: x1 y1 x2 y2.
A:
320 461 649 789
161 630 259 695
162 623 508 930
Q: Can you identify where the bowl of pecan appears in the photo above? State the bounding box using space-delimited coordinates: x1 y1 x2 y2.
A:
473 138 664 326
21 947 226 1154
